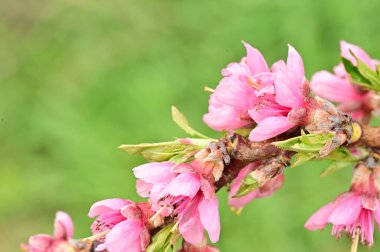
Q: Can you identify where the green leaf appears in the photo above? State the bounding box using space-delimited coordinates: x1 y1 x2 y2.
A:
320 161 354 177
292 152 319 168
233 175 259 198
119 141 198 162
341 55 380 92
353 53 380 87
341 57 371 85
234 127 254 137
172 106 210 139
147 224 174 252
273 133 334 152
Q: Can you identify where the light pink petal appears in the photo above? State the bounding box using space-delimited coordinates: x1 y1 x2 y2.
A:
211 76 258 109
340 40 375 69
228 163 258 208
304 202 336 230
179 211 204 246
105 220 142 252
54 211 74 239
374 203 380 231
133 162 176 184
286 45 305 77
200 177 215 200
198 197 220 243
88 198 132 218
203 96 254 131
256 173 284 198
274 46 306 108
275 71 305 108
221 62 250 77
136 179 153 198
28 234 52 251
168 173 201 198
242 41 269 75
310 71 363 102
333 63 346 77
328 194 362 225
248 104 290 123
150 183 169 204
249 116 293 142
271 60 287 72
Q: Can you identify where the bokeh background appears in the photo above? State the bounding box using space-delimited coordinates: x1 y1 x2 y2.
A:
1 0 380 251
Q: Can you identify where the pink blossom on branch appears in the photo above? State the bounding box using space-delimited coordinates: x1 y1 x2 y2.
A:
88 199 156 252
21 211 74 252
311 41 380 122
203 41 310 141
133 161 220 246
228 162 284 208
305 163 380 246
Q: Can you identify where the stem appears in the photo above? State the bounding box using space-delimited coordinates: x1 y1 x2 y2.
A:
350 227 360 252
81 230 110 242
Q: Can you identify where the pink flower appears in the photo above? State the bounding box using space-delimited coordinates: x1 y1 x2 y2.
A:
88 199 153 252
228 163 284 208
203 42 262 131
311 41 379 122
21 211 74 252
204 41 309 140
133 161 220 246
305 164 380 246
248 45 309 141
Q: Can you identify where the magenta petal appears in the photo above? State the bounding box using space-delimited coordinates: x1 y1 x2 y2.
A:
133 162 176 184
168 173 201 198
242 41 269 75
179 211 204 246
198 197 220 243
310 71 363 102
249 116 293 142
54 211 74 239
28 234 52 251
328 194 362 225
105 220 142 252
304 202 336 230
88 198 132 218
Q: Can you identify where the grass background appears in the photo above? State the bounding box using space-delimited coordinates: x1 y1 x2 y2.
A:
1 0 380 251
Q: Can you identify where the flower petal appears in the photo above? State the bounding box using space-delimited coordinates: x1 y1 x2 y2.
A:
198 196 220 243
28 234 52 251
310 71 363 102
167 173 201 198
328 194 362 225
88 198 132 218
136 179 153 198
179 210 204 246
133 162 176 184
105 220 142 252
242 41 269 75
54 211 74 239
304 202 336 230
374 202 380 231
249 116 293 142
274 46 306 108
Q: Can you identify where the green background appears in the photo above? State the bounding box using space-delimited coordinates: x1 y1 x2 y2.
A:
1 0 380 251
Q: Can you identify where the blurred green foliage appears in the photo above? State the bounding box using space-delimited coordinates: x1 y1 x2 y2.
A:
1 0 380 251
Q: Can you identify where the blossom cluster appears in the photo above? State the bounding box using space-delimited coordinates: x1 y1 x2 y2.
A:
22 41 380 251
